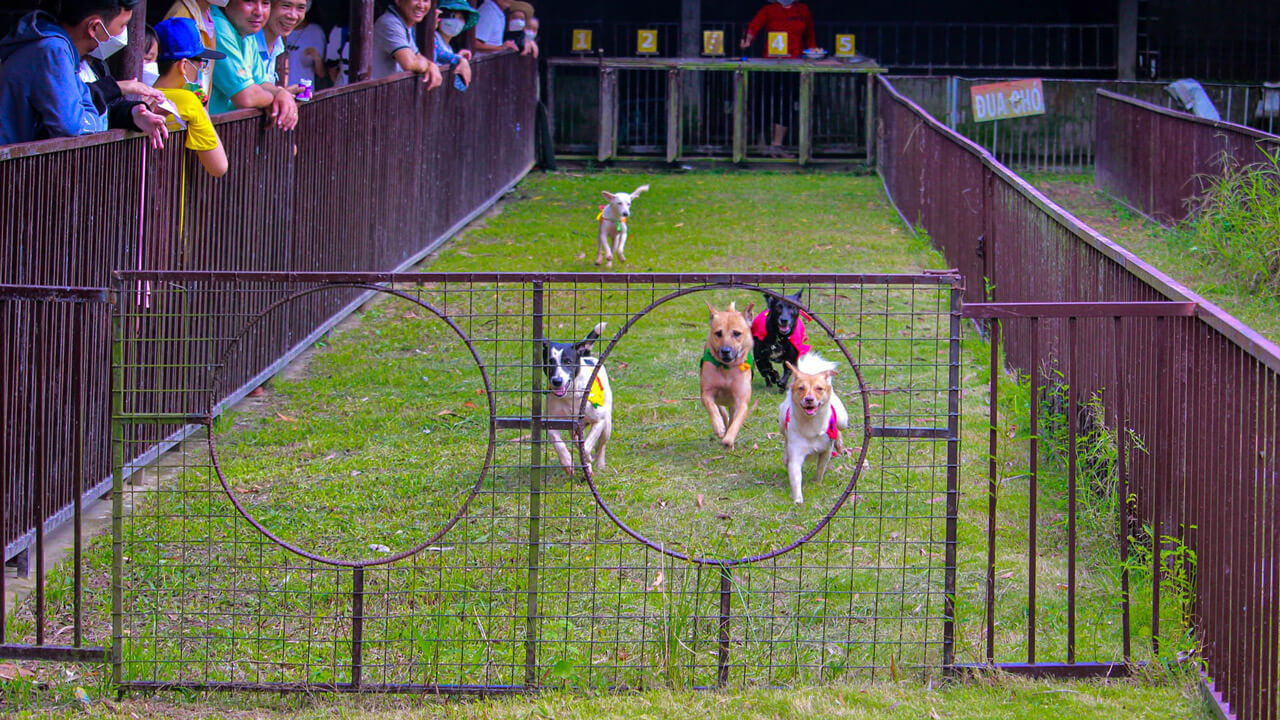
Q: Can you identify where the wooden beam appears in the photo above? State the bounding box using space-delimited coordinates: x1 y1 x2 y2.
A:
798 70 813 165
598 68 618 162
349 0 374 83
666 68 682 163
732 69 747 163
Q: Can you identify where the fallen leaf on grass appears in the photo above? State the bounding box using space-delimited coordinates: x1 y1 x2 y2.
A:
999 571 1014 579
275 413 296 423
437 409 457 417
463 401 477 409
674 222 684 228
696 494 705 508
925 496 946 504
650 571 665 590
0 664 34 680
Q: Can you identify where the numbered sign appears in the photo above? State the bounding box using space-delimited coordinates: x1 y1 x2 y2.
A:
766 31 789 58
835 34 857 57
636 29 658 55
571 29 592 52
702 30 725 56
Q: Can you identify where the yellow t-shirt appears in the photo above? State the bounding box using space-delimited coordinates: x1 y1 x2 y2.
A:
161 87 220 152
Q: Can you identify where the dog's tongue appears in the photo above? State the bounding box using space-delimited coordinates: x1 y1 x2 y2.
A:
803 405 818 415
552 387 567 397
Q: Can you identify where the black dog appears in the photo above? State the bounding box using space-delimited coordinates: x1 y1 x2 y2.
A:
751 289 811 393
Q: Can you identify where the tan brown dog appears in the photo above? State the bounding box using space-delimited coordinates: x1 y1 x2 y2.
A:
699 301 755 448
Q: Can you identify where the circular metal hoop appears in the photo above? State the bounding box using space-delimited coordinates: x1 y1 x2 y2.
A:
576 283 873 567
206 283 496 568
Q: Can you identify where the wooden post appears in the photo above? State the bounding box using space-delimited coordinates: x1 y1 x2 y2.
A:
116 0 146 83
732 69 747 163
666 68 682 163
349 0 374 83
1117 0 1138 80
598 67 618 162
798 70 812 166
865 72 877 168
679 0 701 58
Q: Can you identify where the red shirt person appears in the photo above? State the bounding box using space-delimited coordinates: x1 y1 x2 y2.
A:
740 0 816 58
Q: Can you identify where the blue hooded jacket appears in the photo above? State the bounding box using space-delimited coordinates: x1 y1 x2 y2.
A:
0 11 105 145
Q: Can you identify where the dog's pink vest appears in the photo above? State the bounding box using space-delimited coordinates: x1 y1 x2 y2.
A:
751 312 811 355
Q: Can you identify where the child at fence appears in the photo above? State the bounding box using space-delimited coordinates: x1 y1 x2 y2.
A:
154 17 228 176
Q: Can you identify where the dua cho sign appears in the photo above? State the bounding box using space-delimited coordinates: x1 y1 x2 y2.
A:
970 79 1046 122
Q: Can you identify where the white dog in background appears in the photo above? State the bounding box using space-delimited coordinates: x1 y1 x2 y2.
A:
596 184 649 268
777 353 849 504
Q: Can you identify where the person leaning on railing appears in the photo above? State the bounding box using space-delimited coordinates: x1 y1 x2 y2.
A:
209 0 298 129
153 17 228 176
259 0 304 86
163 0 222 101
473 0 517 53
372 0 442 88
503 1 537 58
434 0 476 90
740 0 816 59
0 0 169 147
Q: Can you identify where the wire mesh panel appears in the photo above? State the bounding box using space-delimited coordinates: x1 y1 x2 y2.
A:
680 69 736 156
616 68 669 155
112 271 960 692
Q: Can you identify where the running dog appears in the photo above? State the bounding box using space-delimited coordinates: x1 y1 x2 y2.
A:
777 353 849 504
752 289 811 393
699 301 755 449
595 184 649 268
542 322 613 475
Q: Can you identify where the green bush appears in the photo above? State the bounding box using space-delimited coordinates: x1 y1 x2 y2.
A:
1182 149 1280 294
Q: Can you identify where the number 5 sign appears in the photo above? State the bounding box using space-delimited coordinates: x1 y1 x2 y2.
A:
766 31 789 57
835 34 856 57
636 29 658 55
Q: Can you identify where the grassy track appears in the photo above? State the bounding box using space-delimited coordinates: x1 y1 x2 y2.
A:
4 170 1211 718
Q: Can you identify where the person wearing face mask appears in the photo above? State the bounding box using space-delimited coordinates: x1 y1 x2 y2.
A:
153 17 228 176
503 1 537 58
210 0 298 128
165 0 225 101
0 0 168 146
474 0 518 53
372 0 443 88
434 0 477 91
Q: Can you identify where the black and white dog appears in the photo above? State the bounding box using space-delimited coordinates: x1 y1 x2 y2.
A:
751 289 811 392
541 321 614 475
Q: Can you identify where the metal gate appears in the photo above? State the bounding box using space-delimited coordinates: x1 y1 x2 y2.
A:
109 271 961 692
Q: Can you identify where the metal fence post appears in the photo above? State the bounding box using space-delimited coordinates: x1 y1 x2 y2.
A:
110 293 126 689
942 285 962 669
525 281 545 687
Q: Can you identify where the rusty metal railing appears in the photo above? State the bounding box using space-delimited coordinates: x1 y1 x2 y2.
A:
879 73 1280 720
1095 89 1280 225
0 52 537 618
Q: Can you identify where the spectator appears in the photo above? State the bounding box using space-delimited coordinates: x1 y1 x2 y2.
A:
0 0 168 146
325 24 349 86
210 0 298 129
285 1 327 88
525 16 539 45
142 24 160 85
740 0 816 59
153 17 228 176
372 0 442 88
473 0 516 53
164 0 222 100
503 1 536 58
740 0 816 155
434 0 475 89
259 0 304 84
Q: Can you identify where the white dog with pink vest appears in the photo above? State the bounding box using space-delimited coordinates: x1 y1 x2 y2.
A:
777 352 849 504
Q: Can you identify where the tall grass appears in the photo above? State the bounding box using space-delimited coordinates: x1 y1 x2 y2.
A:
1182 150 1280 294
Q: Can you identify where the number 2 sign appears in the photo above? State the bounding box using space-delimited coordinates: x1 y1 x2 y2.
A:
637 29 658 55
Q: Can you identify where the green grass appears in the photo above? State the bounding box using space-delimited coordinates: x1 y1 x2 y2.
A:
3 170 1209 718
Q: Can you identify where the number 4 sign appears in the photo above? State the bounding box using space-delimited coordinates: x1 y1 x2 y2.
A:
766 31 789 58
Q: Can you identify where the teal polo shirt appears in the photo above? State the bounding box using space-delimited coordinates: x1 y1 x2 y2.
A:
209 6 269 115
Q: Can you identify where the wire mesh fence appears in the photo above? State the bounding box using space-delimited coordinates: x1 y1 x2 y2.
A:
111 271 961 692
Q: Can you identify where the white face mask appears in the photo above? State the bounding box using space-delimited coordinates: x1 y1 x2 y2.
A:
523 29 536 41
88 21 128 60
507 18 525 32
142 61 160 85
439 17 465 37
